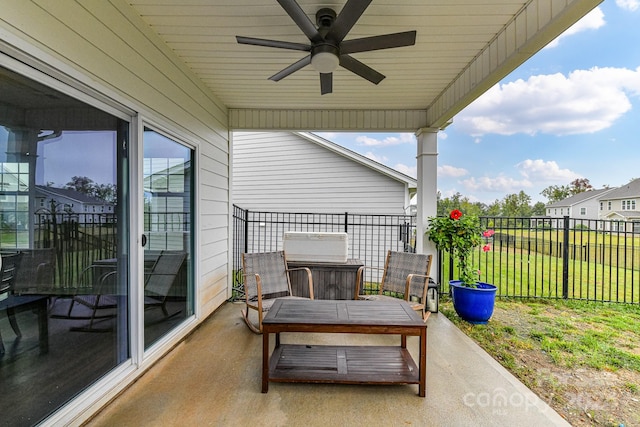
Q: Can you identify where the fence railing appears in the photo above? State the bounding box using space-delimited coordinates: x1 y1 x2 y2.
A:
232 205 417 298
233 208 639 305
441 216 639 304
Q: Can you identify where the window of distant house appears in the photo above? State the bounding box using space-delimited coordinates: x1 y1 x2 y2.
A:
622 200 636 210
554 209 557 215
580 207 586 215
608 201 612 210
600 202 603 211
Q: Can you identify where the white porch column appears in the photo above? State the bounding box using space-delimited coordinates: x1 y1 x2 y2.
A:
415 127 438 267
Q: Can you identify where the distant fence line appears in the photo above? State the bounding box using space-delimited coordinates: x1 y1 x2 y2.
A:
234 208 639 305
13 209 637 304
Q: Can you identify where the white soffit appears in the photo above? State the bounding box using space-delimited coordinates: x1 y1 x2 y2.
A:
129 0 603 131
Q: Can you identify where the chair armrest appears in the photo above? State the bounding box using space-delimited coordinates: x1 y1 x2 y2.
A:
404 273 432 300
355 265 384 299
286 267 314 299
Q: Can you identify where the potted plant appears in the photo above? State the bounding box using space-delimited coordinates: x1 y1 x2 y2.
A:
426 209 497 324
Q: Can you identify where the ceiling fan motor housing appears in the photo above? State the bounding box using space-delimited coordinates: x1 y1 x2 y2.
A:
316 8 337 30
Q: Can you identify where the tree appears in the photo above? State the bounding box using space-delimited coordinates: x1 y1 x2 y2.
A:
65 176 95 195
531 201 546 216
540 185 570 203
542 178 594 203
501 191 532 217
94 183 117 203
569 178 593 195
436 192 486 217
485 200 502 216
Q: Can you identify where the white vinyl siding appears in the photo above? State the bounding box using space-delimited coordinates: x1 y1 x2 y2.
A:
233 132 409 215
1 1 231 318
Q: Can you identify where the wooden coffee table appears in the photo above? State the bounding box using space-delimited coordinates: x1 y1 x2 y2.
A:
261 299 427 396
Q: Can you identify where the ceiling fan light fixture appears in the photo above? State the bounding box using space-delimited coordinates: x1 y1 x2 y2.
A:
311 51 339 73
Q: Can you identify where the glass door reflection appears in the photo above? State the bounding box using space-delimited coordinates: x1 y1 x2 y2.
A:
142 128 193 349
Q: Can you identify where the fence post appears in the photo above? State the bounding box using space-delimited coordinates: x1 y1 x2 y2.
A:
243 208 249 254
344 212 348 233
562 215 569 299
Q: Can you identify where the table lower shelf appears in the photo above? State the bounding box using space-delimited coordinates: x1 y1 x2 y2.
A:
268 344 420 385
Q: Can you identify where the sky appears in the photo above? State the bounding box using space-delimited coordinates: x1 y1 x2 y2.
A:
316 0 640 205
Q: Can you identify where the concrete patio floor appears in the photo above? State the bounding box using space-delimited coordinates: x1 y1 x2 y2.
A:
86 301 570 427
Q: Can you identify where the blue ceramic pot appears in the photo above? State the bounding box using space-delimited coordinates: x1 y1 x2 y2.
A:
449 280 497 324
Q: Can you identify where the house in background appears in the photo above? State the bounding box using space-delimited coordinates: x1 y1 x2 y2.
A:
233 132 416 215
598 178 640 232
543 188 616 228
35 185 114 223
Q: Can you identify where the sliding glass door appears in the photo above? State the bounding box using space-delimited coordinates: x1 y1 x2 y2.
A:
0 64 129 425
142 128 194 349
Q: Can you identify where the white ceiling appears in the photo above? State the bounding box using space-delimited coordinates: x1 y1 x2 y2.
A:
129 0 602 130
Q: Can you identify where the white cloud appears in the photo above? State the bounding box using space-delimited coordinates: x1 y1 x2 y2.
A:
438 165 468 177
363 151 388 163
616 0 640 11
461 175 533 193
355 133 415 147
546 7 605 48
395 163 417 178
516 159 581 182
456 66 640 137
316 132 337 139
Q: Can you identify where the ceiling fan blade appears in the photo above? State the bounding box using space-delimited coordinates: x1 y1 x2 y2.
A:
341 31 417 54
277 0 323 43
236 36 310 52
269 55 312 81
326 0 372 43
320 73 333 95
339 54 385 84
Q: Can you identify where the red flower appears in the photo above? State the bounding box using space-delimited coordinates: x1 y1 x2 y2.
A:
483 244 491 252
483 229 495 238
450 209 463 220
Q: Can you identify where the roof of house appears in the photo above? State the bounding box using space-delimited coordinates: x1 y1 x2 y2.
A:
598 178 640 201
299 132 417 190
35 185 108 204
546 188 615 208
603 211 640 220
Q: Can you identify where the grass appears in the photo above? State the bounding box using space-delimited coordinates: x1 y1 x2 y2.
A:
441 297 640 426
440 247 640 303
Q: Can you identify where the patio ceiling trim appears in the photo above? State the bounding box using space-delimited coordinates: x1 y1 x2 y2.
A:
229 108 428 132
228 0 603 132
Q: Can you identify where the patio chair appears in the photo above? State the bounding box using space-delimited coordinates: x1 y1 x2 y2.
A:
0 252 24 353
241 251 314 334
144 251 187 317
61 265 119 332
355 250 434 321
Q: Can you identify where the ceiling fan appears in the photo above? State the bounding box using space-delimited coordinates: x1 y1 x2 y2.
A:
236 0 417 95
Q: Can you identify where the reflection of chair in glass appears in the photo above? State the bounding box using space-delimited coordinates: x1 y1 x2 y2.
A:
0 252 24 353
63 265 118 332
355 251 434 321
144 251 187 317
13 248 56 294
241 251 314 334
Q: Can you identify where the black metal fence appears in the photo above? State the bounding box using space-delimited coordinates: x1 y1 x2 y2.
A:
449 216 640 304
24 213 117 287
233 208 640 305
232 205 417 298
